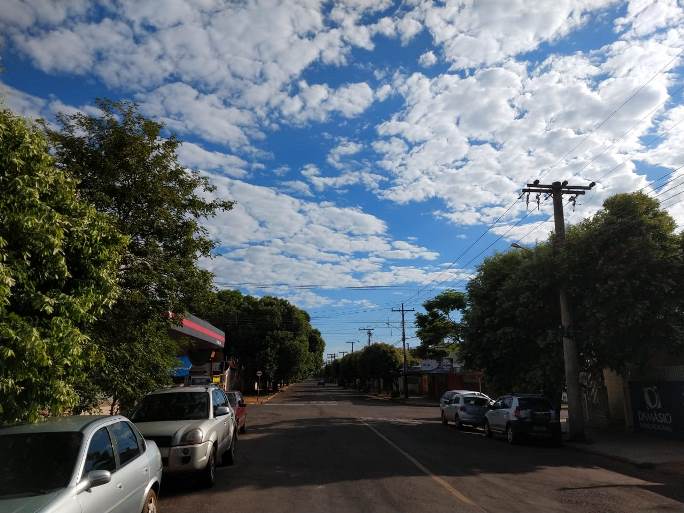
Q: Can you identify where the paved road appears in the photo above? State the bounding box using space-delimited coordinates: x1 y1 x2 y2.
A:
161 380 684 513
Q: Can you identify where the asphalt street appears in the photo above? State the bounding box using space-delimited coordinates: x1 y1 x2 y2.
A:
160 380 684 513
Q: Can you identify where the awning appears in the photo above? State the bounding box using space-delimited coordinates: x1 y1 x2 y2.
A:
169 312 225 349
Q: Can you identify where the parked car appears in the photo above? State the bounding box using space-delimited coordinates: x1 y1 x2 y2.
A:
0 415 162 513
132 385 237 487
225 391 247 433
439 389 488 416
484 394 561 444
441 391 492 428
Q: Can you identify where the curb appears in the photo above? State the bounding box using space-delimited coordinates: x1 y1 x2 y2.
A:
564 441 657 469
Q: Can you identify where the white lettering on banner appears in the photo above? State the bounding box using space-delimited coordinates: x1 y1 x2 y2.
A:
637 410 673 427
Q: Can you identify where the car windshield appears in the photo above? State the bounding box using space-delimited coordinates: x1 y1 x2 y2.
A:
463 396 489 406
0 432 82 497
518 398 553 411
132 392 209 421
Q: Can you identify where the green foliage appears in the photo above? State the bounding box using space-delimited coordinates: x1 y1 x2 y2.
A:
46 100 232 412
415 289 466 358
192 290 325 386
0 108 125 423
329 343 402 387
461 192 684 400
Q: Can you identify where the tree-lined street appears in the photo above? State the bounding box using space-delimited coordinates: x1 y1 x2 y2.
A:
161 381 684 513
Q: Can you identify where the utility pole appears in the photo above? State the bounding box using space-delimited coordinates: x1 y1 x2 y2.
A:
522 179 594 441
346 340 357 353
392 303 415 399
359 328 374 347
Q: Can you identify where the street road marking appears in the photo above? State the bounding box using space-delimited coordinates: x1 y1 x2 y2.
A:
361 420 487 512
264 401 339 406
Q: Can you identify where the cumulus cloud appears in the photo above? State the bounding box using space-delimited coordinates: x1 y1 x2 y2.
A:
177 142 248 178
418 50 437 67
278 81 376 123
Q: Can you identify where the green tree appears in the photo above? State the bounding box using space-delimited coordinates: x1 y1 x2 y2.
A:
415 289 466 358
0 108 125 423
358 343 402 390
46 100 232 412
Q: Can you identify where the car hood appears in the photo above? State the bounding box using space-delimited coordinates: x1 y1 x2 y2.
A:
0 489 63 513
135 419 212 443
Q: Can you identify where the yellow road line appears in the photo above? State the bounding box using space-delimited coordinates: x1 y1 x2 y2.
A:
361 420 487 512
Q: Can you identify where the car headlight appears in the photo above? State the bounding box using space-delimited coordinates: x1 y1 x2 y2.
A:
180 428 204 445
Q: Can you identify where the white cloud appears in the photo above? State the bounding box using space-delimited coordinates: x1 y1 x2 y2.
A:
177 142 248 178
418 50 437 67
615 0 684 37
277 81 376 123
327 139 364 169
280 180 314 197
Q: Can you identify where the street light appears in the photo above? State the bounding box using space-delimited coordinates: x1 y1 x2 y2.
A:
511 242 531 252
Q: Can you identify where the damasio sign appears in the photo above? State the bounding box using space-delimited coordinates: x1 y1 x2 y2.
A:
629 381 684 438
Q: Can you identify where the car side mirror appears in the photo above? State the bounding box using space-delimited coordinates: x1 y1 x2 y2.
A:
76 470 111 493
215 405 231 416
238 400 246 408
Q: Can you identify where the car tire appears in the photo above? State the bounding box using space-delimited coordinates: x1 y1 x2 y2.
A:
455 416 463 430
441 412 447 425
201 446 216 487
506 424 517 445
484 420 493 438
224 433 237 465
141 488 158 513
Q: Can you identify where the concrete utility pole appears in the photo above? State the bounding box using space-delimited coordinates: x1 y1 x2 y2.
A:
522 179 594 441
359 328 374 347
392 303 415 399
346 340 357 353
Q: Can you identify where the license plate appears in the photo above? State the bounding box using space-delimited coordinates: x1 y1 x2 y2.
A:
533 425 547 432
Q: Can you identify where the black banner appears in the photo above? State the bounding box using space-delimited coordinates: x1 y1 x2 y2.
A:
629 381 684 438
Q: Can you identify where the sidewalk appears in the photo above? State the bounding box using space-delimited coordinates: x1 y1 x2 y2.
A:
565 426 684 472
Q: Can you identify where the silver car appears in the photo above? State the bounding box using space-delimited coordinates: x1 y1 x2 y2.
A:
440 391 492 428
132 385 237 487
0 415 162 513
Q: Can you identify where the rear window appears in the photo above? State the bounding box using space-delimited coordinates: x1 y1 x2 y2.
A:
463 396 489 406
132 392 209 422
518 397 552 411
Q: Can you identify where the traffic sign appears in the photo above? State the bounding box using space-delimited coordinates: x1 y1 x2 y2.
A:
256 370 263 377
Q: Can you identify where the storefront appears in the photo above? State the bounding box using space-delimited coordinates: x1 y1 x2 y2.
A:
168 313 230 389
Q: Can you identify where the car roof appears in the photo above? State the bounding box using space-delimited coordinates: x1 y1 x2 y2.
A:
147 385 215 395
0 415 123 435
447 389 487 396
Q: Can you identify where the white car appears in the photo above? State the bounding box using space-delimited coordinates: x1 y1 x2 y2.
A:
0 415 162 513
132 385 237 487
440 391 492 428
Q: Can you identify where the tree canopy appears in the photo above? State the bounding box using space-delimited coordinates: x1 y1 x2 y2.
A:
46 100 233 412
461 192 684 400
414 289 466 358
0 108 125 423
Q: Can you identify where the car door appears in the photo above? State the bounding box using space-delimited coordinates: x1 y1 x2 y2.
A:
108 421 148 513
77 426 124 513
447 396 460 421
489 398 505 431
212 389 231 452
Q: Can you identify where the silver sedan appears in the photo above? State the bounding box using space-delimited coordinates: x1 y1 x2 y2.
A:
0 415 162 513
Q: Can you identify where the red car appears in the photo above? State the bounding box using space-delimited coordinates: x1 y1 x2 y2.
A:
226 391 247 433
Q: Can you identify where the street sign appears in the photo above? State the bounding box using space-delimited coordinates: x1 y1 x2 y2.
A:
256 370 263 377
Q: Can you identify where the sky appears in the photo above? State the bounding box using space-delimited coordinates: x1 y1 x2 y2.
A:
1 0 684 359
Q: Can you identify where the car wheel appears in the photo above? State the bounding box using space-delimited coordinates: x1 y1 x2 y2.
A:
240 421 246 434
506 424 517 445
141 488 158 513
201 446 216 487
484 420 493 438
224 433 237 465
454 415 464 430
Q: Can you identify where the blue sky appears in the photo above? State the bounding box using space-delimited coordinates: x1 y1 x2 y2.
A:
2 0 684 357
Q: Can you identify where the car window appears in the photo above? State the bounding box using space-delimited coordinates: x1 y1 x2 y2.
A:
83 427 116 475
518 397 553 411
451 397 461 405
0 432 82 497
132 392 210 421
225 392 237 407
503 397 513 408
463 396 489 406
212 389 227 409
110 422 140 467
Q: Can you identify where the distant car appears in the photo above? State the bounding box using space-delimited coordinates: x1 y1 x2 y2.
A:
225 391 247 433
441 391 492 428
439 389 487 414
132 385 237 487
484 394 561 444
0 415 162 513
318 379 326 386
